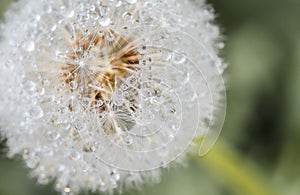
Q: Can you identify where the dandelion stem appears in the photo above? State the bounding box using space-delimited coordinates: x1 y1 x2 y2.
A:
194 139 280 195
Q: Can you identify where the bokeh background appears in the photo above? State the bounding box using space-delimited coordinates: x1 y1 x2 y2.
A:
0 0 300 194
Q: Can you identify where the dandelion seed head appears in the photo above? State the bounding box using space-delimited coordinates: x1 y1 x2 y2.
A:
0 0 226 194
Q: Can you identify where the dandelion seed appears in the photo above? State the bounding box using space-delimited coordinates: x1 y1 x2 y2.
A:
0 0 226 194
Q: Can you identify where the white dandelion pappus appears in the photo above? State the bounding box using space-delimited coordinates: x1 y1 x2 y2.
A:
0 0 226 194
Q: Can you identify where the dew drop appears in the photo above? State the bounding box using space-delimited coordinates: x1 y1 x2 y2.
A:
161 161 168 168
35 15 41 22
126 0 137 4
26 155 40 168
99 181 108 191
150 97 160 105
116 1 122 7
158 146 169 157
110 170 120 182
22 41 35 52
135 110 153 125
122 12 133 22
95 100 104 107
61 123 71 130
29 106 44 119
69 81 78 90
121 83 129 90
123 134 133 145
218 42 225 49
123 91 129 97
64 187 71 193
172 53 186 64
56 51 65 59
107 33 115 41
70 151 81 161
162 51 172 61
57 164 65 172
137 45 147 54
51 24 57 31
127 76 137 86
41 78 50 86
66 10 75 18
97 31 105 37
99 17 111 26
90 5 96 11
38 174 50 185
46 130 60 141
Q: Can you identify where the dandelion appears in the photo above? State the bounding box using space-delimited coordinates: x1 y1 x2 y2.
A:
0 0 226 194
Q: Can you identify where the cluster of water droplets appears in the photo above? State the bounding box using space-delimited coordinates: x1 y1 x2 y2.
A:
0 0 226 194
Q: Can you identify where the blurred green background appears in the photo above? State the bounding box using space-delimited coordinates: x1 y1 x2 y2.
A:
1 0 300 194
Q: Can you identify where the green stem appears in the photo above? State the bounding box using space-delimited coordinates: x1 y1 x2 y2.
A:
194 139 279 195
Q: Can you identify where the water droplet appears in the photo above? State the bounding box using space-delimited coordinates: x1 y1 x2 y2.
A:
70 151 81 160
41 78 50 86
39 87 45 95
46 5 53 13
218 42 225 49
38 173 50 185
122 12 133 22
98 4 110 16
161 161 168 168
29 106 44 119
99 181 108 191
158 146 169 157
69 81 78 90
51 24 57 31
64 187 71 193
76 120 87 132
110 170 120 182
126 76 137 86
137 45 147 54
97 31 105 37
121 83 129 90
65 10 75 18
126 0 137 4
162 51 172 61
123 91 129 97
150 97 160 105
61 123 71 130
22 41 35 52
135 110 153 125
90 5 96 11
123 134 133 145
116 1 122 7
56 51 66 59
35 15 41 22
99 17 111 26
172 53 186 64
107 33 115 41
26 156 40 168
57 164 65 172
46 130 60 141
